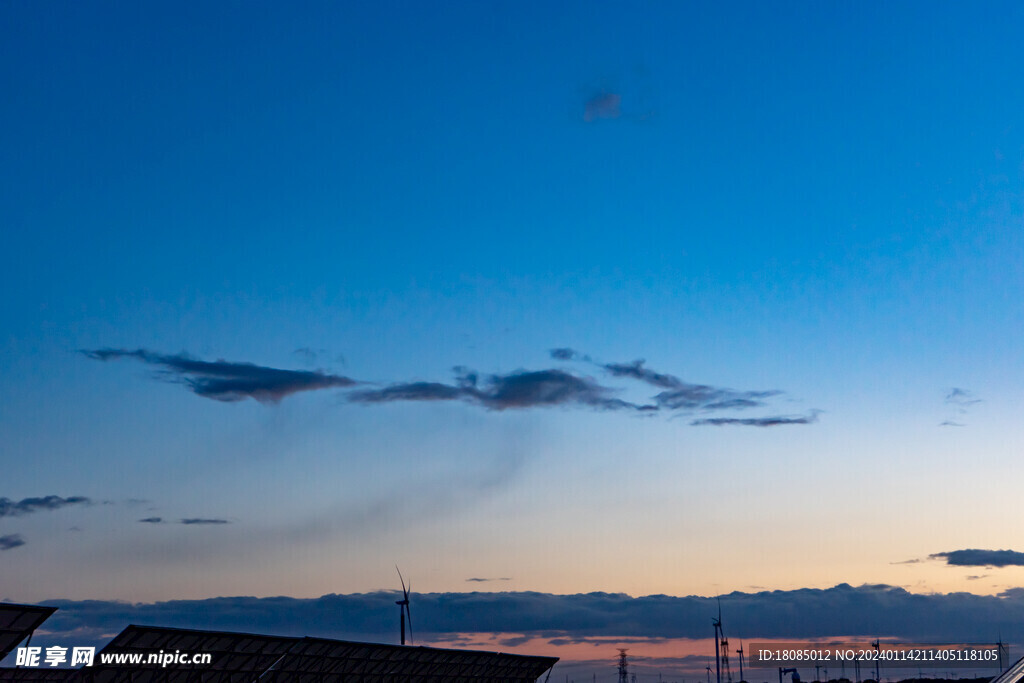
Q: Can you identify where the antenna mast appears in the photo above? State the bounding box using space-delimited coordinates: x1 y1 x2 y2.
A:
618 649 630 683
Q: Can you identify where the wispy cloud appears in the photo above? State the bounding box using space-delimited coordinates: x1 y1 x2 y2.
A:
548 348 579 361
930 549 1024 568
690 413 819 427
946 388 983 407
0 495 91 518
551 349 812 425
181 518 230 525
941 388 983 426
350 381 464 403
84 346 815 426
350 368 656 413
0 534 26 551
81 349 357 403
466 577 512 583
602 359 685 391
139 517 230 525
603 359 781 411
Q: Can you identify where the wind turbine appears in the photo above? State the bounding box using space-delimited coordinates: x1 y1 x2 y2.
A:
714 603 723 683
395 567 413 645
714 599 733 683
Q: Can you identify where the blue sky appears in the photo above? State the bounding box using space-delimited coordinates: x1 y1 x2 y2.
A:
3 0 1024 666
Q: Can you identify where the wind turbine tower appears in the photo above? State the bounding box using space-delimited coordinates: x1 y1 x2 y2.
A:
395 567 413 646
713 601 733 683
997 636 1008 673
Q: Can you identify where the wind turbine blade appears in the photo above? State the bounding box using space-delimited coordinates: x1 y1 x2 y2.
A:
396 566 407 594
406 603 413 644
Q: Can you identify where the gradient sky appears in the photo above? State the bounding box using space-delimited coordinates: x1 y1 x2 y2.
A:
3 0 1024 625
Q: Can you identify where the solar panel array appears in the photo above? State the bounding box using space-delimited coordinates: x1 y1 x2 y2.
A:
85 626 295 683
70 626 557 683
991 656 1024 683
0 604 58 662
264 635 558 682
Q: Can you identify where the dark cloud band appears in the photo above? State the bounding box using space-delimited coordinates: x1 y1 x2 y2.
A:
82 349 357 403
690 413 819 427
33 583 1024 645
930 549 1024 567
181 518 231 525
350 369 656 413
0 534 26 551
138 518 230 525
84 346 815 425
0 495 91 518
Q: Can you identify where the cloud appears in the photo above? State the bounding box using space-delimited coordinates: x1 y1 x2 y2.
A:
941 388 983 426
891 558 922 565
549 348 579 361
930 549 1024 568
603 360 781 411
180 518 230 525
553 351 815 425
966 575 989 581
350 381 465 403
602 360 686 391
81 349 357 403
139 517 229 525
474 370 651 412
350 368 656 413
0 495 92 518
466 578 512 583
83 346 813 425
583 92 621 121
946 388 983 407
31 583 1024 647
0 534 26 551
690 413 819 427
497 635 533 647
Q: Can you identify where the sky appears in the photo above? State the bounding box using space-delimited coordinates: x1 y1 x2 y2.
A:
2 0 1024 678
